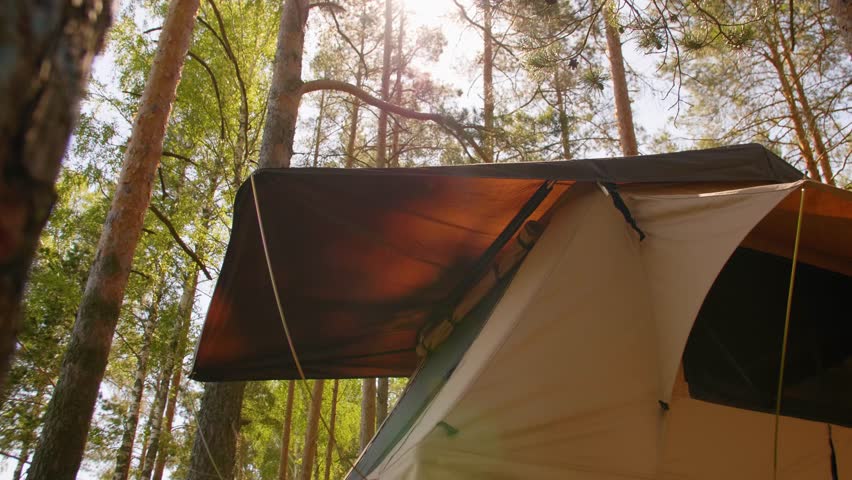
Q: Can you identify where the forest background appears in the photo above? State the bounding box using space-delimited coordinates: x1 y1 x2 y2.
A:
0 0 849 479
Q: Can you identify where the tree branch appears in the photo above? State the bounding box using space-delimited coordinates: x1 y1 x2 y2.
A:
301 79 487 161
148 204 213 280
187 50 226 139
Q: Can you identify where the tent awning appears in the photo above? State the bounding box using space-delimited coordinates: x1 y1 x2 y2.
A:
191 144 803 381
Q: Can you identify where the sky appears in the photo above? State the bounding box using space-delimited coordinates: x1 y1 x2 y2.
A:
0 1 688 478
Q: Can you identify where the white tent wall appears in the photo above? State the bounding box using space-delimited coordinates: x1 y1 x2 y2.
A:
367 181 848 479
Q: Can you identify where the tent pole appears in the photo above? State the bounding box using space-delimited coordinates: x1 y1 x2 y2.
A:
772 183 806 480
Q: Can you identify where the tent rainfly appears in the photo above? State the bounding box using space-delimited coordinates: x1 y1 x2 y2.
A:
192 144 852 480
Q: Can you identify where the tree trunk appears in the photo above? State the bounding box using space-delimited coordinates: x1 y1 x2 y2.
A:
187 2 309 477
27 3 199 478
376 0 395 168
259 0 310 169
139 364 171 480
278 381 296 480
554 69 572 160
776 30 835 184
298 380 325 480
322 380 339 480
0 1 112 389
765 41 821 180
602 3 638 156
482 0 495 163
829 0 852 55
345 65 365 169
359 379 376 451
186 382 247 480
113 300 161 480
151 270 197 480
389 11 406 168
311 91 327 168
376 378 389 427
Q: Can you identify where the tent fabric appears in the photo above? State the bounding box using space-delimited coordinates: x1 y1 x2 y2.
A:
191 144 803 381
353 181 850 479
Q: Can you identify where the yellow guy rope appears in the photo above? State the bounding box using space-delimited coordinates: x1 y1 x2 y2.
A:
772 183 806 480
251 175 367 480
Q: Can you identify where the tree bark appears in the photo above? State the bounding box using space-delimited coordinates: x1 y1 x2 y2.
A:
322 380 339 480
27 2 199 478
0 0 112 389
829 0 852 55
376 378 389 427
186 382 247 480
482 0 495 163
259 0 310 169
113 300 161 480
553 69 572 160
298 380 325 480
602 3 638 156
359 378 376 451
151 270 197 480
277 381 296 480
376 0 395 168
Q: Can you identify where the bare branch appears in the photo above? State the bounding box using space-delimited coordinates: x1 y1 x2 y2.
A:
301 79 487 161
148 204 213 281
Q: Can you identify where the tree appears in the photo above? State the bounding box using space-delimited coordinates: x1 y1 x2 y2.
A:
376 0 396 167
112 294 162 480
359 378 376 451
277 381 296 480
298 380 325 480
0 0 113 391
26 1 200 478
602 1 638 156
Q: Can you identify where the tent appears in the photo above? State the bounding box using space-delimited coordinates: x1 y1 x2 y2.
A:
191 144 852 479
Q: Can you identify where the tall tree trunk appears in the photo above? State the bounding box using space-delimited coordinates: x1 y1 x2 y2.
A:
27 3 199 478
829 0 852 54
376 378 389 427
602 3 638 156
345 65 365 169
277 381 296 480
389 11 405 168
113 300 161 480
298 380 325 480
482 0 495 163
376 0 394 168
311 91 327 168
776 30 835 184
188 2 309 478
151 270 197 480
0 1 112 389
553 69 572 160
765 41 821 180
359 379 376 451
322 380 339 480
139 363 171 480
186 382 246 480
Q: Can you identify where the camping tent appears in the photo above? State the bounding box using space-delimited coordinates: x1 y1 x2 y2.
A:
192 144 852 479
